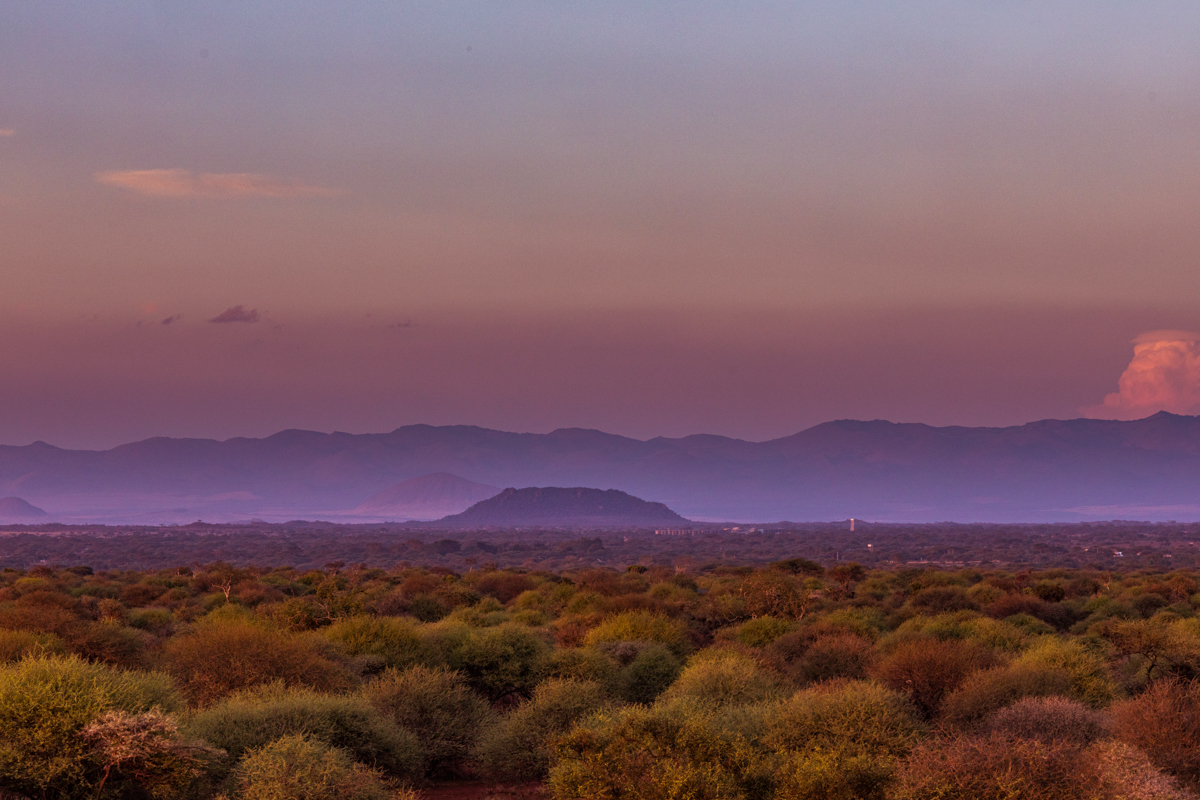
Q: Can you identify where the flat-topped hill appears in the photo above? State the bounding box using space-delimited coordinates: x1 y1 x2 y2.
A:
438 487 688 528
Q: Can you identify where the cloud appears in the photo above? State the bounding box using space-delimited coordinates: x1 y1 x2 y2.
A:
1082 330 1200 419
94 169 340 199
161 315 180 325
208 306 259 324
0 129 14 137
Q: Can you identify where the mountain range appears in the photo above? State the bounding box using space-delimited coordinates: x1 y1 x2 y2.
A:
3 412 1200 523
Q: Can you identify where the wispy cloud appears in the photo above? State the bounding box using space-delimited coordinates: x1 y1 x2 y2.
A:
0 129 15 137
94 169 340 199
1082 330 1200 419
209 306 259 324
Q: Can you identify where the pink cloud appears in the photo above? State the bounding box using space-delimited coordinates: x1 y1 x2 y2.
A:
0 129 14 137
94 169 340 199
1082 330 1200 419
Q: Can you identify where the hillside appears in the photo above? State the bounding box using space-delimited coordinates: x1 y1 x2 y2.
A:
437 487 688 528
0 496 48 520
353 473 500 520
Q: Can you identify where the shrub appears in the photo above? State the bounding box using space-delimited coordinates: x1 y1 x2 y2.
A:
79 709 221 800
940 664 1075 728
892 733 1103 800
794 633 876 684
583 611 691 656
363 665 495 776
774 748 894 800
983 696 1110 745
322 616 434 670
183 684 422 779
766 680 924 759
0 628 64 662
907 586 979 615
232 734 392 800
617 644 682 704
0 654 183 798
544 646 618 690
1012 636 1117 707
1087 740 1195 800
548 705 764 800
474 678 606 780
445 624 550 701
659 649 782 709
163 620 356 706
736 616 796 648
873 638 995 717
1111 677 1200 788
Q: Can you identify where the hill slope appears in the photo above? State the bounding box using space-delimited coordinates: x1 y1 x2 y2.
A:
0 497 48 520
438 487 688 528
353 473 500 520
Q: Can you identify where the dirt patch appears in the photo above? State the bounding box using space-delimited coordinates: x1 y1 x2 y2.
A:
416 782 547 800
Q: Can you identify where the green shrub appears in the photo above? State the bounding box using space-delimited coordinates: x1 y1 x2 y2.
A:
322 616 434 670
766 680 924 759
1012 636 1117 707
0 654 183 798
232 734 392 800
736 616 796 648
445 624 550 701
617 644 682 704
659 649 782 709
183 684 422 779
163 620 357 706
474 678 607 780
548 705 764 800
774 748 894 800
545 646 618 691
583 611 691 656
0 628 65 663
363 665 495 776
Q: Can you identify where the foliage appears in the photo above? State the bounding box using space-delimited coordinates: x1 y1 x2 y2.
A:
183 683 422 779
363 664 495 776
231 734 393 800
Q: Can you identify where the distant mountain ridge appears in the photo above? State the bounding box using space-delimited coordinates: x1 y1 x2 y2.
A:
4 412 1200 522
438 487 687 528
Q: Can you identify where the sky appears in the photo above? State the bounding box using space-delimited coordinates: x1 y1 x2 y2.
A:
4 2 1200 448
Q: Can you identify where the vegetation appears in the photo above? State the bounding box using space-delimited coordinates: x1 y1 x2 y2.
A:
5 550 1200 797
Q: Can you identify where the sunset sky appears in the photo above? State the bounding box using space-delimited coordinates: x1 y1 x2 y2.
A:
4 2 1200 448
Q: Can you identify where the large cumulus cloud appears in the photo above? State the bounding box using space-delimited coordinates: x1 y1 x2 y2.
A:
1082 330 1200 419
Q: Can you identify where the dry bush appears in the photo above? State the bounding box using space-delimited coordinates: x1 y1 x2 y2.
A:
907 586 979 615
1087 740 1197 800
163 620 356 706
1111 678 1200 789
794 633 877 684
321 616 434 671
0 628 64 663
1012 637 1117 707
892 732 1104 800
983 696 1110 745
940 664 1075 728
471 571 536 604
873 638 996 717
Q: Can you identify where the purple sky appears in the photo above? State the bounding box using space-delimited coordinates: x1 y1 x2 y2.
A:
4 2 1200 447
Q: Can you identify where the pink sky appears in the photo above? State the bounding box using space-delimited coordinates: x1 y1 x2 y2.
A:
4 3 1200 446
